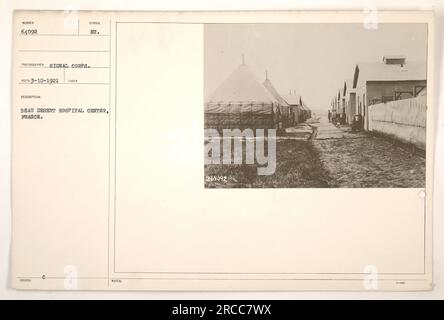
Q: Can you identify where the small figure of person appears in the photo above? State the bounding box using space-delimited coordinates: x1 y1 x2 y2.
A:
328 110 331 122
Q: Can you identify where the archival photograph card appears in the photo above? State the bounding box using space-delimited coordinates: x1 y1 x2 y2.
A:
11 10 434 291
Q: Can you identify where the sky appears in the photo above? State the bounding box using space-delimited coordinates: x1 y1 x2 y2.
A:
204 23 427 111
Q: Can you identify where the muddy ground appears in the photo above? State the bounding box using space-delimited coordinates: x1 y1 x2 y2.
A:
204 119 425 188
312 135 425 188
204 138 331 188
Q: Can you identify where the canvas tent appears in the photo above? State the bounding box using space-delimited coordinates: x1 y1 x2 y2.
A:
282 92 311 123
262 72 292 128
299 99 311 121
205 63 282 130
282 92 302 124
301 100 311 120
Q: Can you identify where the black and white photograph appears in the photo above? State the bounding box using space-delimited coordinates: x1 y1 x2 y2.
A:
4 6 440 297
204 23 427 188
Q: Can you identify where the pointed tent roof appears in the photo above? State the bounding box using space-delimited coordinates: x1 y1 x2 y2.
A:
206 64 278 105
263 73 289 107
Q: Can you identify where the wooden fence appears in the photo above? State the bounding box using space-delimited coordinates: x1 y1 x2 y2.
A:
368 95 426 150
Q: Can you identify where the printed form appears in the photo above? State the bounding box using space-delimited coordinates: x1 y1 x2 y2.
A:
11 11 434 291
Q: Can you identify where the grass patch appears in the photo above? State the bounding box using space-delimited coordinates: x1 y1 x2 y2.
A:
204 139 332 188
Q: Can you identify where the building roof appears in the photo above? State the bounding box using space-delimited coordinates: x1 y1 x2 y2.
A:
382 55 406 61
206 63 278 105
353 60 426 88
343 79 355 96
282 93 301 106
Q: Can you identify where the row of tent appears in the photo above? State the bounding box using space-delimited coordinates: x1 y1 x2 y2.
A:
205 62 311 131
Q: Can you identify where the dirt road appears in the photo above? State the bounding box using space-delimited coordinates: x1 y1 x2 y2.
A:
310 115 425 188
204 115 425 188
